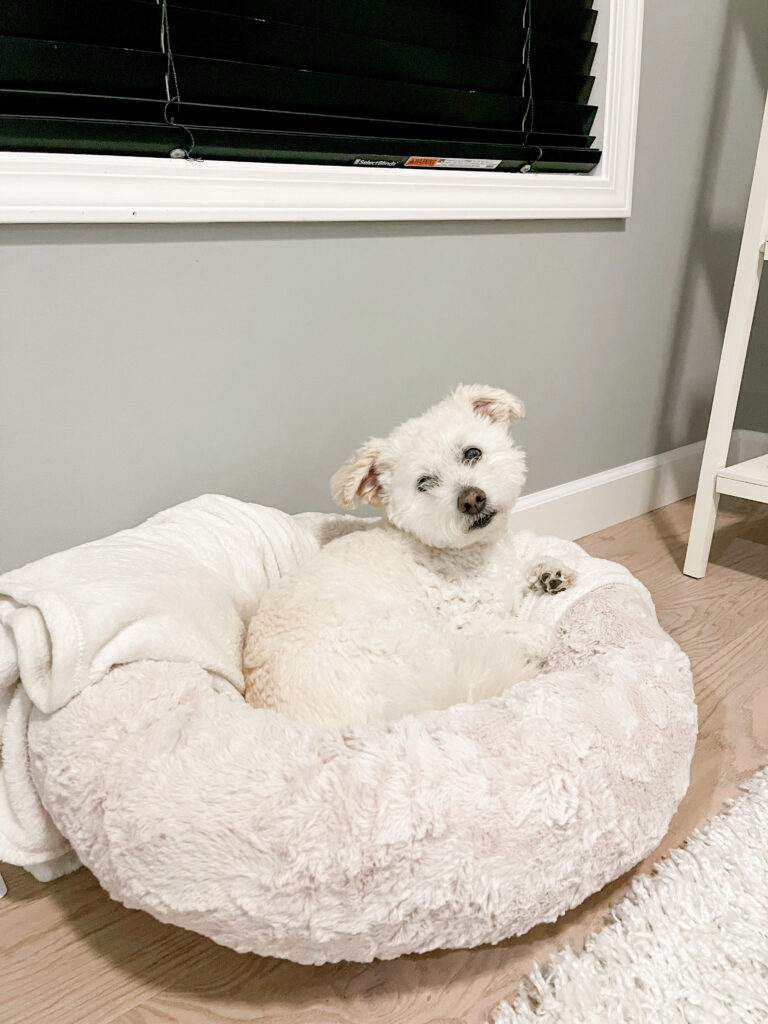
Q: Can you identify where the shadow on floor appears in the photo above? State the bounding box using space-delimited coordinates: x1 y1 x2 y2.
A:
652 495 768 581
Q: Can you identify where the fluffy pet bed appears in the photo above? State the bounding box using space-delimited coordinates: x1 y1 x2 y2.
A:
0 496 697 965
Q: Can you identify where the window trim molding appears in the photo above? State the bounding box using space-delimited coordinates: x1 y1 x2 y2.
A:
0 0 643 224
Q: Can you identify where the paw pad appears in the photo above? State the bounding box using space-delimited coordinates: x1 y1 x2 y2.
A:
529 564 576 595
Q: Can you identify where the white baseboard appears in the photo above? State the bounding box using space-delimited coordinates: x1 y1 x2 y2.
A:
510 429 768 541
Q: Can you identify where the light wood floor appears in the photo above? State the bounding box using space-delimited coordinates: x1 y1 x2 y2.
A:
3 497 768 1024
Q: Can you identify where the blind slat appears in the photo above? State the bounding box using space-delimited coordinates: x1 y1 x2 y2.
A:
1 90 596 148
112 0 598 62
0 3 596 83
0 4 520 94
0 115 602 172
0 38 598 136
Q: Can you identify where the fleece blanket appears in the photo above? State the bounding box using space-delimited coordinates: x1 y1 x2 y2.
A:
0 495 671 884
0 496 365 877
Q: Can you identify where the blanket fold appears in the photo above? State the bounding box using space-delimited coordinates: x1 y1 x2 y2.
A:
0 496 360 871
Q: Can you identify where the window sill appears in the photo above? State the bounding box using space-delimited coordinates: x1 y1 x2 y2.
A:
0 1 643 224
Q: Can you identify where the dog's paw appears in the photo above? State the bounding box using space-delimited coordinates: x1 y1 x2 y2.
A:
528 561 578 595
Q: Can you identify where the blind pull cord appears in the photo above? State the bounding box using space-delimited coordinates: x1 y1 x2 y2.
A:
159 0 198 160
520 0 543 173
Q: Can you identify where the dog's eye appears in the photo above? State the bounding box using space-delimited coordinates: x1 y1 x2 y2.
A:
463 447 482 462
417 475 438 492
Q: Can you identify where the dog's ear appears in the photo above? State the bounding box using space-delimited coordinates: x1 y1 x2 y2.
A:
330 439 385 509
454 384 525 425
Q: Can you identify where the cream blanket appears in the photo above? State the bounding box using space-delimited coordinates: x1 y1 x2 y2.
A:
0 496 359 877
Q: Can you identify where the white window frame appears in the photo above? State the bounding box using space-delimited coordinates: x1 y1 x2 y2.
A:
0 0 643 223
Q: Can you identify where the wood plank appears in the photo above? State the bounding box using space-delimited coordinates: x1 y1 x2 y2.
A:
2 495 768 1024
0 862 226 1024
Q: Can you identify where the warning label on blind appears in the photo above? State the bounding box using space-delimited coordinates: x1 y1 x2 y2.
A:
405 157 502 170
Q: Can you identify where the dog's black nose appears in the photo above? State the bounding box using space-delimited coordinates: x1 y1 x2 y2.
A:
457 487 487 515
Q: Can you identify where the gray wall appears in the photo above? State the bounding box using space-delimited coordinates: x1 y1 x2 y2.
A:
2 0 767 570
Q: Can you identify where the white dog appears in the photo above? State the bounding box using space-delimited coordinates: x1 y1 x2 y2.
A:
243 385 573 725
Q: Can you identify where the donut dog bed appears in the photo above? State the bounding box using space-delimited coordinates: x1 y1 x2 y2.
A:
0 497 697 964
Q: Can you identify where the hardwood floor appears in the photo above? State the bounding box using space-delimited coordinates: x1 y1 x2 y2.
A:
3 496 768 1024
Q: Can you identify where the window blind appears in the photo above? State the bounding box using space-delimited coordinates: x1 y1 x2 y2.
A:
0 0 601 173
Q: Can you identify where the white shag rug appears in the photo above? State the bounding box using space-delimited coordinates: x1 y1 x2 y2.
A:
489 766 768 1024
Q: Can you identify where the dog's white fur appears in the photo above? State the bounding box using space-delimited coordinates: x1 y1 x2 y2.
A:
243 385 556 725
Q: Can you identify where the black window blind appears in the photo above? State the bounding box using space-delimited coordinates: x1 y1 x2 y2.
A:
0 0 601 173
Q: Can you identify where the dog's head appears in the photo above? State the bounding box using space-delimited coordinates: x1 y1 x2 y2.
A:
331 384 527 549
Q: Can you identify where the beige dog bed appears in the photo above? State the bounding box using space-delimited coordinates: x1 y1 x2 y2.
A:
0 497 697 964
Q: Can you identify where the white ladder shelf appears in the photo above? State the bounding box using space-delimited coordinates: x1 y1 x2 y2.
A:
684 94 768 577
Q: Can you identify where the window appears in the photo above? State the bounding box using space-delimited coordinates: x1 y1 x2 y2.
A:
0 0 644 222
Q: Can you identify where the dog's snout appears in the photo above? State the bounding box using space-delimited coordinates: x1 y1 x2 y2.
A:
457 487 487 515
